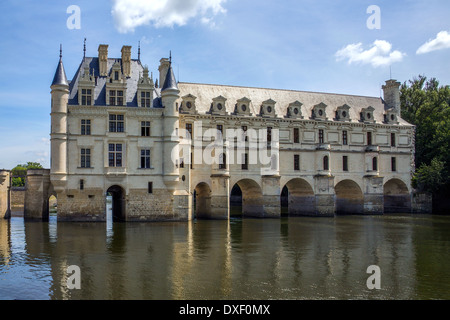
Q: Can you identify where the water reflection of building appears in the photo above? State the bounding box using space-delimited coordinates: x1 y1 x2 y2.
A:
0 219 10 265
5 215 426 299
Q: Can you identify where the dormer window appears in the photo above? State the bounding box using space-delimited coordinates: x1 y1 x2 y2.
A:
141 91 151 108
360 106 375 123
78 65 95 106
312 102 327 120
287 101 303 119
109 90 124 106
137 66 154 108
236 97 252 116
211 95 227 115
180 94 197 114
384 108 399 124
106 61 127 106
260 99 276 117
336 104 351 121
81 89 92 105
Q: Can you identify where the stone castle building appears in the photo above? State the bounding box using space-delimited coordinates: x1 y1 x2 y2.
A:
45 43 415 222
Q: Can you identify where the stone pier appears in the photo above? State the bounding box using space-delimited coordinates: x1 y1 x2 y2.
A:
24 169 51 221
0 170 11 219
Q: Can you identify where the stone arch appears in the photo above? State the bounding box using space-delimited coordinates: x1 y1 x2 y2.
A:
230 179 263 218
194 182 212 219
106 185 126 222
335 179 364 215
281 178 315 216
384 178 411 213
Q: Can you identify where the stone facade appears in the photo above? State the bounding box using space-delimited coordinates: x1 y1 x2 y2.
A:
42 43 419 222
0 170 11 219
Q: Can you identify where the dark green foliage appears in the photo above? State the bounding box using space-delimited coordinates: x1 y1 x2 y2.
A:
11 162 43 187
401 76 450 194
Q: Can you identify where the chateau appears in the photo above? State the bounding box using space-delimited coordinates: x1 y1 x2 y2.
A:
45 44 415 222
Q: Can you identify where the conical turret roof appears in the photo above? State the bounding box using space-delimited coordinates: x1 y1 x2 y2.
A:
161 63 178 92
51 49 68 86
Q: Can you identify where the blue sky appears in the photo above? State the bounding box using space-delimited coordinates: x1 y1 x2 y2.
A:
0 0 449 170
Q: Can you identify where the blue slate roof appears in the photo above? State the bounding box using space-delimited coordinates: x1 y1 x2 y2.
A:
66 57 162 108
162 63 178 92
51 58 69 86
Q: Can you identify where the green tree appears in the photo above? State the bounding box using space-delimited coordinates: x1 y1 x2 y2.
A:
11 162 44 187
401 76 450 194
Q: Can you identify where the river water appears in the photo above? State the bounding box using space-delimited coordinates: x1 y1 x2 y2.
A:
0 213 449 300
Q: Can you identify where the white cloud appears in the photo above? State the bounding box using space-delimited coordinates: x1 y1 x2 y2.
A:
416 31 450 55
335 40 405 68
111 0 227 33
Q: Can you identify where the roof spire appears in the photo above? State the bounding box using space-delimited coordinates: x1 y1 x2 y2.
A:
138 41 141 61
83 38 86 59
52 44 68 86
169 50 172 64
161 53 178 92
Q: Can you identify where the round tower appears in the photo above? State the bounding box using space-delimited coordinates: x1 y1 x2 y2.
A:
160 57 180 191
50 46 69 181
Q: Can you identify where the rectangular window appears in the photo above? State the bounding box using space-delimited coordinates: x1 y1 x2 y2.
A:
81 89 92 105
242 153 248 170
293 128 299 143
391 133 396 147
343 156 348 172
367 132 373 146
186 123 193 139
109 143 123 167
219 153 226 169
141 91 151 107
391 157 397 172
342 130 348 145
319 129 324 144
81 148 91 168
217 125 223 139
323 156 329 171
267 127 272 142
148 182 153 194
294 154 300 171
242 126 248 141
81 119 91 135
114 71 119 81
109 90 124 106
140 149 151 169
79 179 84 191
109 114 124 132
141 121 150 137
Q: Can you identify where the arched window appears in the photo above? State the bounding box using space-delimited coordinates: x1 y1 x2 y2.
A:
372 157 378 171
323 156 329 171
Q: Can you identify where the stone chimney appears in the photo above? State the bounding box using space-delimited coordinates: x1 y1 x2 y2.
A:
382 79 401 115
98 44 108 77
158 58 170 89
121 45 132 78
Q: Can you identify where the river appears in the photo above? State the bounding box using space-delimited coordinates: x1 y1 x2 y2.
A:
0 213 449 300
